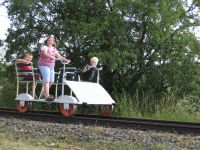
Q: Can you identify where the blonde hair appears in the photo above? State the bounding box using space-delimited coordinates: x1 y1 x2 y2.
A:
90 57 99 65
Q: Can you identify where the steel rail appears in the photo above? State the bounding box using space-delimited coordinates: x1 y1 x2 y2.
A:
0 107 199 134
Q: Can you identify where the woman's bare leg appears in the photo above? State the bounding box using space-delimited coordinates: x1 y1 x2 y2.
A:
44 82 50 97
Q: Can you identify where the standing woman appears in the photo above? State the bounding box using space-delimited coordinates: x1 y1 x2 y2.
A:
38 35 69 101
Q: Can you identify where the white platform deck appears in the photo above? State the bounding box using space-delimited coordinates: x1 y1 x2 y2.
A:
65 81 115 105
15 81 115 105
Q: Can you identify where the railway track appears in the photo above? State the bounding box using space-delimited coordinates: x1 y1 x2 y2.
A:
0 107 199 135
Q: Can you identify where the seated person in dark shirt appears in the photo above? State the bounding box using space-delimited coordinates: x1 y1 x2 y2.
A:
77 57 99 82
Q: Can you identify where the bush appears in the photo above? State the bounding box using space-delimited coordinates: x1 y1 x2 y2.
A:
176 95 200 117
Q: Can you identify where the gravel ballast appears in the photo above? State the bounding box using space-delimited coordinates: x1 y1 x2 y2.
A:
0 116 200 149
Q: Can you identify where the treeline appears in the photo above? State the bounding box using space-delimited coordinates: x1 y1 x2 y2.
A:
1 0 200 115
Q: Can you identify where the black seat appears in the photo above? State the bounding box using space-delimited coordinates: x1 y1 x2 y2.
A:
56 67 79 83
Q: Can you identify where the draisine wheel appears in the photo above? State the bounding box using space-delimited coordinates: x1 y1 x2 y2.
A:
99 105 113 116
59 103 77 117
16 101 29 113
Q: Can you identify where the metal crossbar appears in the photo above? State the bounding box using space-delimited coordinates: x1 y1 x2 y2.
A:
15 62 42 98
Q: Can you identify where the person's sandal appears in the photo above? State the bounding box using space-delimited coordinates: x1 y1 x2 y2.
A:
40 95 45 99
45 96 54 101
50 94 54 99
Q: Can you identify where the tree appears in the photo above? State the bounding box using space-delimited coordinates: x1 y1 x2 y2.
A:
2 0 200 114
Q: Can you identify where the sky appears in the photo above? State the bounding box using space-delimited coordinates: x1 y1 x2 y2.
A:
0 0 10 41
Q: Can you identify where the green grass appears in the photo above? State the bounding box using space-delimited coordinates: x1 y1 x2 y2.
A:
152 111 200 122
0 132 79 150
116 108 200 123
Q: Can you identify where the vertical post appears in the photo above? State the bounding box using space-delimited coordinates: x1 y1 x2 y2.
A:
70 89 72 96
26 82 29 93
55 84 58 98
16 82 19 96
15 62 19 96
61 63 65 96
97 69 100 83
32 63 35 99
39 86 44 99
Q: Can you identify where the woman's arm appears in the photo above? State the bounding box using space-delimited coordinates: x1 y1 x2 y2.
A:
56 52 70 62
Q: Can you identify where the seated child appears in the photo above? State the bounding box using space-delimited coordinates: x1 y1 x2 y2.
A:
77 57 99 82
16 53 40 97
